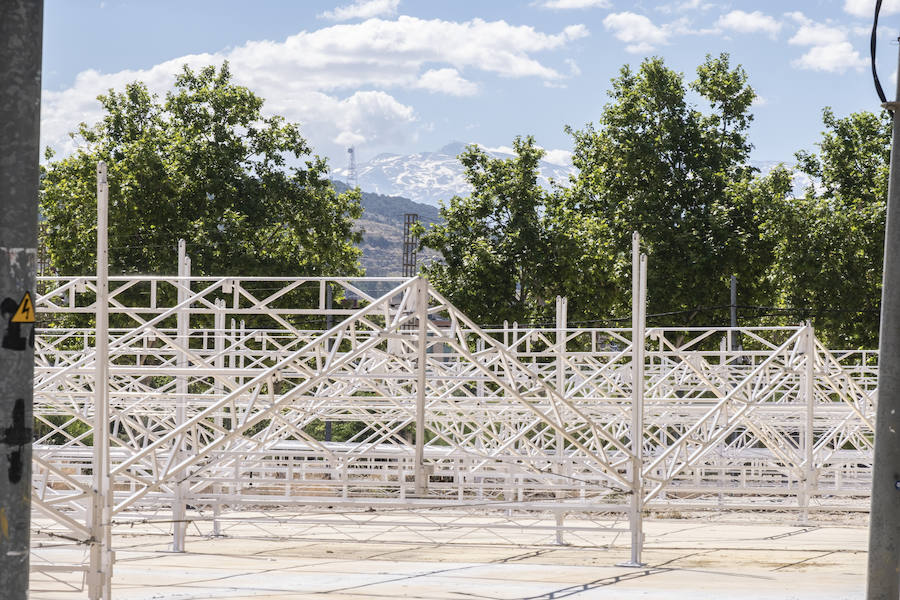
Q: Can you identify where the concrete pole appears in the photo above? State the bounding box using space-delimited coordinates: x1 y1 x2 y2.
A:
867 40 900 600
0 2 42 597
414 277 428 495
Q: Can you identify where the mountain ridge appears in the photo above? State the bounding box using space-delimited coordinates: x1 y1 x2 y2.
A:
334 143 810 207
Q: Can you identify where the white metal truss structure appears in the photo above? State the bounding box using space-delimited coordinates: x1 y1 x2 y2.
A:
30 267 876 597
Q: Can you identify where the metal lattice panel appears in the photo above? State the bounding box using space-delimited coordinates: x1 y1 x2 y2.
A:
30 273 876 597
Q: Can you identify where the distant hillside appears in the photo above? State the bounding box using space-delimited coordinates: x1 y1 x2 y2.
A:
333 181 443 277
335 157 809 276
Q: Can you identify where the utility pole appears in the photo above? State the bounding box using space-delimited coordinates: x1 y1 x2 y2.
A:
868 40 900 600
0 1 43 598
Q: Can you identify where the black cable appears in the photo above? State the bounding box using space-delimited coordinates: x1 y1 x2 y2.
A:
872 0 892 113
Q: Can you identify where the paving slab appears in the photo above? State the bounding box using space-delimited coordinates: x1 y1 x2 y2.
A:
29 515 868 600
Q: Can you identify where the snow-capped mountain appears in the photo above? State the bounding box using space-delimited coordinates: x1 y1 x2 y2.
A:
333 142 811 206
751 160 815 197
332 142 574 207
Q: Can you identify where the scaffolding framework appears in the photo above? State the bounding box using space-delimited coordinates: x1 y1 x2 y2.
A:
29 263 876 597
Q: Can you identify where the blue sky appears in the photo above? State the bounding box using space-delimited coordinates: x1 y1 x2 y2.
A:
42 0 898 170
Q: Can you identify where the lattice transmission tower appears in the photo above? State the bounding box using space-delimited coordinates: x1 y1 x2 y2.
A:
403 213 419 277
346 146 358 189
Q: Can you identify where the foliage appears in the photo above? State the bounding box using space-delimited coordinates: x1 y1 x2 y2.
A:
41 62 363 279
418 136 618 325
565 53 789 325
769 108 890 347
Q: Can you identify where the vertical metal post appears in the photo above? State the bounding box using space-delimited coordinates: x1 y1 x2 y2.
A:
555 296 567 545
622 232 646 566
729 275 744 355
867 41 900 600
213 299 224 500
0 2 41 597
730 275 737 329
800 322 815 524
324 282 333 442
172 240 188 551
88 162 113 599
414 277 428 495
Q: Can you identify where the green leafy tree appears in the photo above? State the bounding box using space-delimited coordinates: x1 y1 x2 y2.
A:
419 136 618 325
567 53 789 325
41 62 363 278
769 108 890 347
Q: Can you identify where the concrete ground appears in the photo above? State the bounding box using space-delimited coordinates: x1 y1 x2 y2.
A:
29 512 868 600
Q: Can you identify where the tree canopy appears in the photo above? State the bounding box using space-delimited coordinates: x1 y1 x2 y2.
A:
423 54 793 329
767 108 889 347
418 136 618 325
41 62 363 278
565 53 790 325
421 54 888 348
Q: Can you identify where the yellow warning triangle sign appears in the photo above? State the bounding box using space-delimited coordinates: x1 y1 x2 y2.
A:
11 292 35 323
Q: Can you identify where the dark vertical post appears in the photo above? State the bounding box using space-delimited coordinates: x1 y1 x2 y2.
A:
867 40 900 600
730 275 740 353
730 275 737 329
0 1 43 597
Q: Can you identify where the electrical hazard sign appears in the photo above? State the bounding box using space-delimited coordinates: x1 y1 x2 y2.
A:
10 292 35 323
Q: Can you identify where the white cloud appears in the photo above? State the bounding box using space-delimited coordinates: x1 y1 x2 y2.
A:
659 0 716 14
477 143 573 167
789 22 847 46
325 90 417 147
845 0 900 17
416 68 478 96
41 17 586 161
319 0 399 21
603 12 669 53
543 148 574 166
677 0 712 9
716 10 781 37
787 12 866 73
539 0 610 9
792 41 867 73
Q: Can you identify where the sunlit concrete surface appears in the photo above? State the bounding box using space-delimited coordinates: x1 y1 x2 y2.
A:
30 513 867 599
